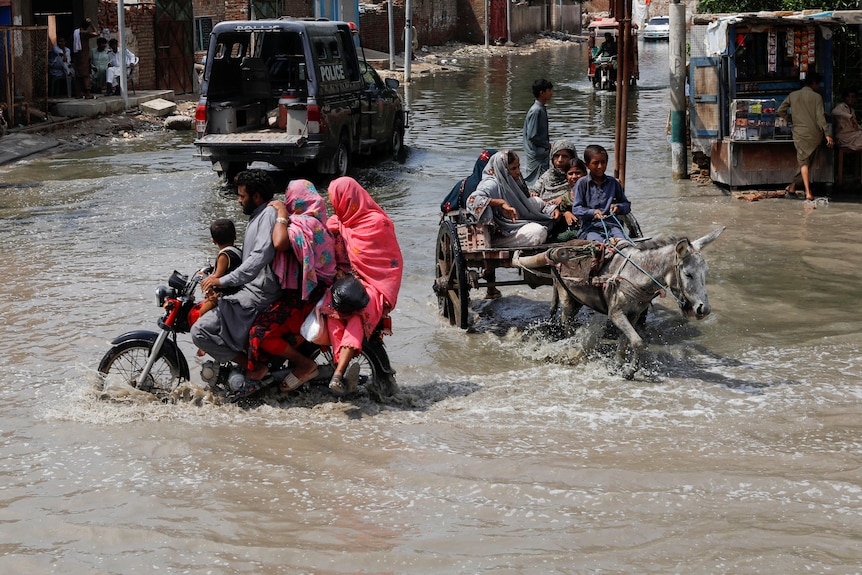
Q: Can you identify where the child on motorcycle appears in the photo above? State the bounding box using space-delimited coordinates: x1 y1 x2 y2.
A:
203 219 242 307
190 219 242 336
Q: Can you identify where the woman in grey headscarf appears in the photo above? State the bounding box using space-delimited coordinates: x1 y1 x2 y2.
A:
466 150 555 248
532 138 578 202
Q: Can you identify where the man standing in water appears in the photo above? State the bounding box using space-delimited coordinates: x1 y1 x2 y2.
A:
192 170 282 387
522 79 553 187
777 72 833 202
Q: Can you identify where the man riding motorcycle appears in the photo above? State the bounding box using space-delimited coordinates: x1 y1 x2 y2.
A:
192 170 282 388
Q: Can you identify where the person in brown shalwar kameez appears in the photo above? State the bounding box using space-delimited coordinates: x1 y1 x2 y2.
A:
777 72 834 201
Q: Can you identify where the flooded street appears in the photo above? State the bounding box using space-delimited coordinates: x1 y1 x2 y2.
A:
2 40 862 573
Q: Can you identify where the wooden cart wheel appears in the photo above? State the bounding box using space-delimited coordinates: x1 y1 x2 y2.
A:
434 221 470 329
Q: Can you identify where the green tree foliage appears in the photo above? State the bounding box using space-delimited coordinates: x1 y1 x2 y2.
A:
697 0 858 13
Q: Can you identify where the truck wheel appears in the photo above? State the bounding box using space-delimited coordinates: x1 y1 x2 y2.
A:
331 135 350 177
390 117 405 161
221 162 245 185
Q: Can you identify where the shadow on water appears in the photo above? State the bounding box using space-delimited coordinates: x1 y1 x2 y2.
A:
259 385 484 417
651 344 803 393
0 182 43 189
468 294 554 336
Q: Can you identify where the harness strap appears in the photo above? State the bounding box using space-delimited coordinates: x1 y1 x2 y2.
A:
610 275 663 305
607 243 686 308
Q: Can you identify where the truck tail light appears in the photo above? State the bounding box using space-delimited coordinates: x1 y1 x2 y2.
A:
307 103 321 134
195 104 207 135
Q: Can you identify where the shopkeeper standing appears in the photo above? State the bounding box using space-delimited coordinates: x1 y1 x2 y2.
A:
777 72 834 202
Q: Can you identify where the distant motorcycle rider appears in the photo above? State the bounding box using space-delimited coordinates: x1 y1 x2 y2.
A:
596 32 617 58
192 170 281 372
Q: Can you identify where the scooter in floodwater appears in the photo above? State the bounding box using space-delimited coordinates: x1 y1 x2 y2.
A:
97 265 397 402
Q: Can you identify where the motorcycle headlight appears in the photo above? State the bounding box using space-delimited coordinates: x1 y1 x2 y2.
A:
155 285 174 307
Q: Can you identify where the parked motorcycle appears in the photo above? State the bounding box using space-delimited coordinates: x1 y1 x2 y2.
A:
97 265 397 402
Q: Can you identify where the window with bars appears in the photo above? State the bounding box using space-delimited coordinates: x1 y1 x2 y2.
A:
195 17 213 52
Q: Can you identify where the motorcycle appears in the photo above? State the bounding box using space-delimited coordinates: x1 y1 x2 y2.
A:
592 55 617 91
97 265 397 403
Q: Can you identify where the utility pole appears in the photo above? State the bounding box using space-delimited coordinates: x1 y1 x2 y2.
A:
669 0 688 179
484 0 489 48
404 0 413 83
388 0 395 71
118 0 128 109
506 0 513 46
613 0 632 187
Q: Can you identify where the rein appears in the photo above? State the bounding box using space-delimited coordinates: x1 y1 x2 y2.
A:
607 240 687 309
599 213 678 303
519 212 690 310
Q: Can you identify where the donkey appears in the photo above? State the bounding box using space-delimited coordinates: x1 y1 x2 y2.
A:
516 228 725 379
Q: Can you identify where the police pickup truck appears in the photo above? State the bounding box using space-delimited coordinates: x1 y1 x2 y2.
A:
194 19 406 183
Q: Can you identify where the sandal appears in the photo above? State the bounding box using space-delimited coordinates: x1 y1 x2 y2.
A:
328 373 346 396
280 367 320 393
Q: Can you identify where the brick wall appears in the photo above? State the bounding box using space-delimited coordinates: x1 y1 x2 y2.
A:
194 0 227 23
92 0 583 93
224 0 248 21
98 1 156 90
358 0 459 53
284 0 314 17
458 0 485 44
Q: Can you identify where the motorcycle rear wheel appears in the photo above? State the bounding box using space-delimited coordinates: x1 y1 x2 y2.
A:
98 341 182 398
308 339 396 401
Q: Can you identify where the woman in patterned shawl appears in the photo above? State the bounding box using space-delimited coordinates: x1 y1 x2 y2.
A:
242 180 337 396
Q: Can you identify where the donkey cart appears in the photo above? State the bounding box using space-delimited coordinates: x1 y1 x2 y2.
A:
433 209 647 330
433 211 567 329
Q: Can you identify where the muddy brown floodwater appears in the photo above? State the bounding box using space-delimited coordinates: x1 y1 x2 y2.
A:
1 40 861 574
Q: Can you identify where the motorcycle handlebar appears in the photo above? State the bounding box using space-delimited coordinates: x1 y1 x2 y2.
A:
190 265 214 293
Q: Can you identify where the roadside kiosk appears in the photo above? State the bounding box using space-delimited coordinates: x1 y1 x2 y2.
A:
689 13 842 189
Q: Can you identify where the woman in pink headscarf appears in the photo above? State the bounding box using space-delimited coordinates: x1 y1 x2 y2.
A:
323 177 403 395
243 180 336 396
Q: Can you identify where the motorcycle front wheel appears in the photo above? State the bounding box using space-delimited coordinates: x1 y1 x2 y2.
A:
98 341 182 398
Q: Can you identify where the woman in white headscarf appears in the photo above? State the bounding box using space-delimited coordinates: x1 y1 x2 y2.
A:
466 150 555 248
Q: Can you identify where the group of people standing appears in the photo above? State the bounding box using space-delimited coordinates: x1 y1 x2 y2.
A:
191 171 403 400
49 18 138 99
